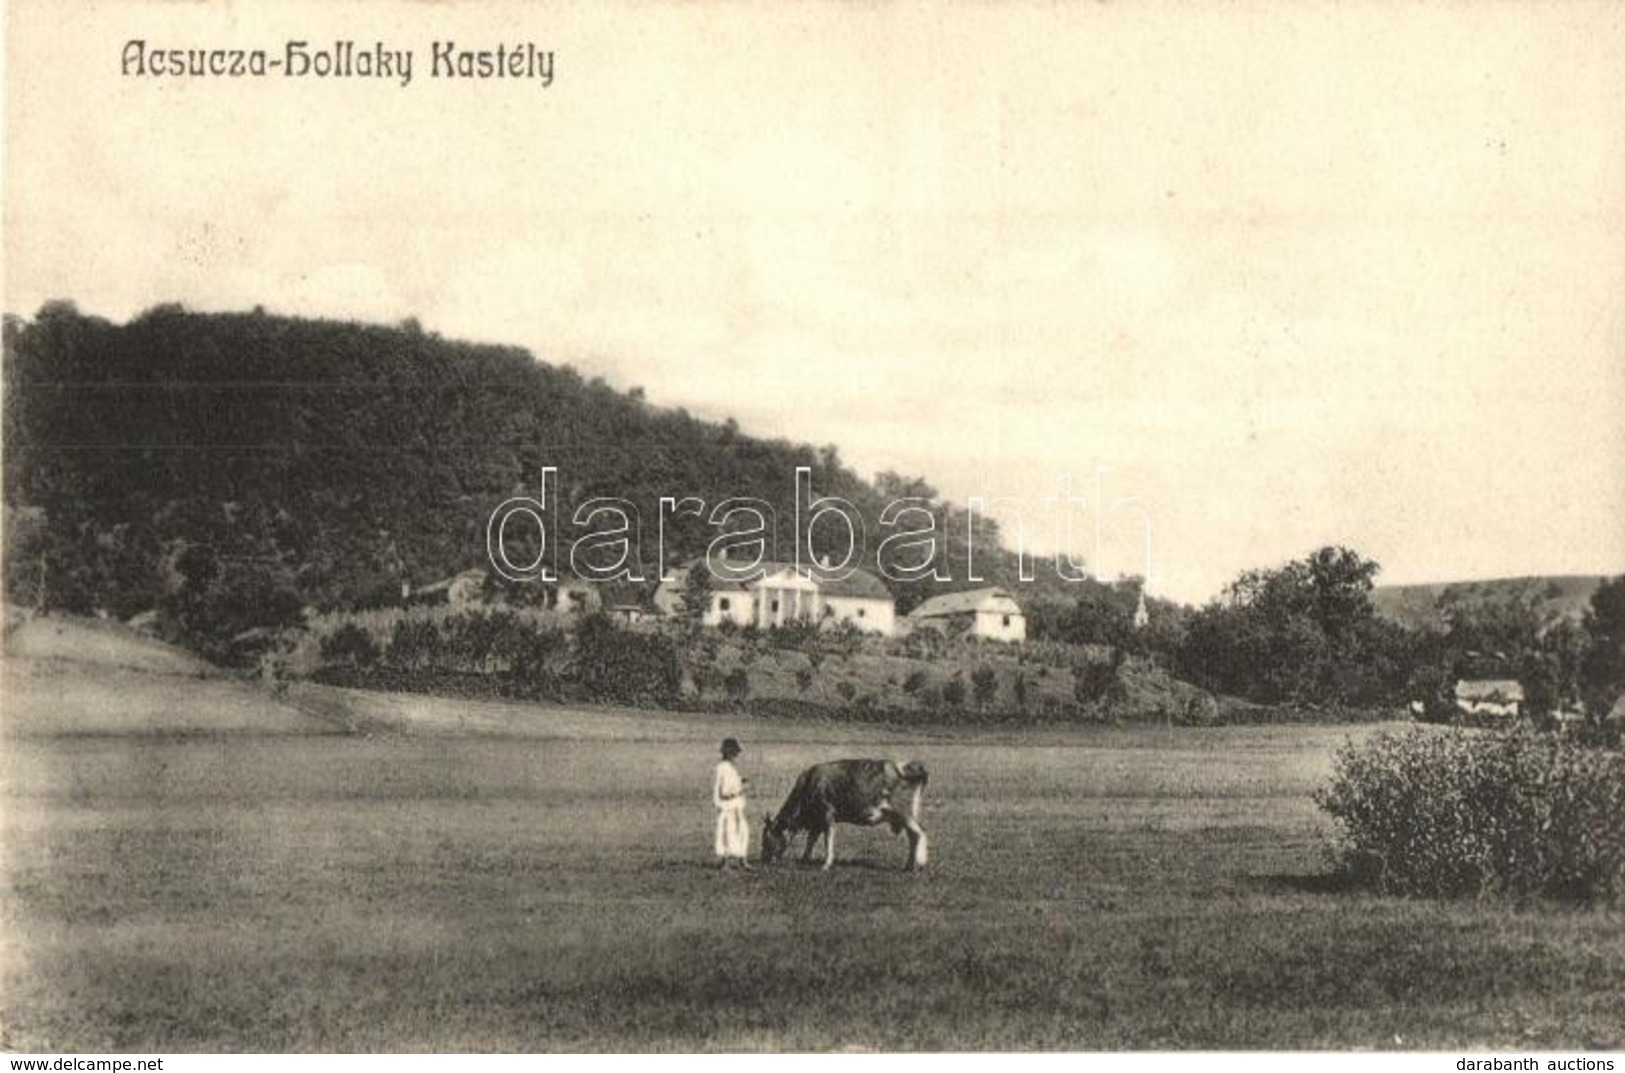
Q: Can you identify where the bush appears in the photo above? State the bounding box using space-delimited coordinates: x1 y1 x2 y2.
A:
387 618 443 672
1072 655 1125 706
575 614 681 707
320 622 380 668
972 666 999 709
770 618 819 650
158 559 304 665
1315 729 1625 902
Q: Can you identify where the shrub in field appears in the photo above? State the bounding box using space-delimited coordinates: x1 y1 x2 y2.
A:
769 618 819 651
574 614 681 707
900 628 946 661
1073 656 1124 706
498 619 557 676
386 618 443 672
320 622 380 669
1315 728 1625 902
972 666 999 710
442 611 504 673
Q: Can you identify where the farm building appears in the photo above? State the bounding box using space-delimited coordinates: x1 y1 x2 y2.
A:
817 568 897 635
651 558 896 634
600 581 655 624
1453 678 1525 719
906 586 1026 642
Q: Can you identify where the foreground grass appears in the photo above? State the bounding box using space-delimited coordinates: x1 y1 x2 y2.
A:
2 665 1621 1050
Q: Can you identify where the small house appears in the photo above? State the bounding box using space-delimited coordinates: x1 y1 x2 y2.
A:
906 586 1026 643
601 581 654 624
1453 678 1525 719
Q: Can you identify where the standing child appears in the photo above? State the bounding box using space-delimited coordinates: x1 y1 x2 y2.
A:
712 738 752 870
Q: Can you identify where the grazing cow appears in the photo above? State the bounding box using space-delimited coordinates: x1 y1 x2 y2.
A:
761 759 928 871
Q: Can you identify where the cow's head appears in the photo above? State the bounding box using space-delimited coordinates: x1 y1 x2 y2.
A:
760 812 789 864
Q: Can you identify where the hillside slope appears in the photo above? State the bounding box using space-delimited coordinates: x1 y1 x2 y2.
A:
1372 575 1609 632
3 303 1077 625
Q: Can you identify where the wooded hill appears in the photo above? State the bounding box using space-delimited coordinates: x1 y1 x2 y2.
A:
2 302 1092 629
1372 576 1610 633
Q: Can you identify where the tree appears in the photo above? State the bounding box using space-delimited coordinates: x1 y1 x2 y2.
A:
1581 575 1625 716
679 566 715 632
1178 546 1399 708
1305 546 1380 643
1072 647 1129 710
971 666 999 710
1437 582 1553 660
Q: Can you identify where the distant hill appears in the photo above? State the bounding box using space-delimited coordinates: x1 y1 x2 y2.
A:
1372 575 1611 632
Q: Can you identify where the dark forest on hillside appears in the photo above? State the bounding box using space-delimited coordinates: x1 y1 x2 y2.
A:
1 302 1093 621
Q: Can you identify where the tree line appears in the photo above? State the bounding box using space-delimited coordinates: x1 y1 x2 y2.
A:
5 302 1621 725
1023 550 1624 725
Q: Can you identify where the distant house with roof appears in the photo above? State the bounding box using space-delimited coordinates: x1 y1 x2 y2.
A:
1453 678 1525 719
815 566 897 635
651 557 896 635
906 586 1026 643
601 580 654 624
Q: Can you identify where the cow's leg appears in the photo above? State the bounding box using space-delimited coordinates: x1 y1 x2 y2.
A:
882 805 929 870
822 822 836 871
800 828 821 865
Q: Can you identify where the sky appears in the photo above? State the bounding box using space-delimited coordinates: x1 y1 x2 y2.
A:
6 1 1624 604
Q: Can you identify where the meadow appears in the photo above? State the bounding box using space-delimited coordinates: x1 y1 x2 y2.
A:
2 654 1621 1052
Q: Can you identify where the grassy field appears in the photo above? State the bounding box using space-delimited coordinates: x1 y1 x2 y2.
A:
2 653 1622 1052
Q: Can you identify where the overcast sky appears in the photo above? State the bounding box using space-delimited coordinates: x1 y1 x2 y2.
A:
7 1 1624 603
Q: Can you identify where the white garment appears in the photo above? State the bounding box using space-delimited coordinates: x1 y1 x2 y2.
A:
713 759 748 858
